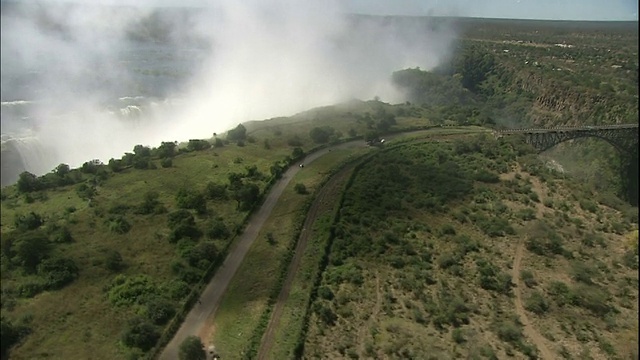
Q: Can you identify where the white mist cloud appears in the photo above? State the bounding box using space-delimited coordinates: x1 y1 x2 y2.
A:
1 0 458 180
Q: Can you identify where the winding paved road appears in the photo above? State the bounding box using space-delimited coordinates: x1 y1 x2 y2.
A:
158 140 367 360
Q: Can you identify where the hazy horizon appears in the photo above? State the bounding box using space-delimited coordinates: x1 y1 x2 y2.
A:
3 0 638 21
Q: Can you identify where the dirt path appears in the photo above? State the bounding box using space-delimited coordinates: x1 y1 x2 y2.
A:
256 161 356 360
513 241 555 360
158 140 366 360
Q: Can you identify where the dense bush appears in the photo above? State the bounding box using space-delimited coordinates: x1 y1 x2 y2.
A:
524 291 549 315
107 215 132 234
37 257 79 290
14 212 43 231
16 172 42 193
136 191 165 215
1 316 30 357
50 225 73 243
205 182 227 200
206 218 230 239
227 124 247 142
145 296 176 325
122 317 160 351
11 233 50 273
187 139 211 152
108 275 159 307
309 126 335 144
176 188 207 215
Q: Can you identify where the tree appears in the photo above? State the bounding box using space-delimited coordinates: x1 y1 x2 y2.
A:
54 163 70 177
13 233 50 273
227 124 247 142
176 188 207 215
179 336 206 360
234 183 260 211
205 182 227 200
133 145 152 157
156 141 177 158
291 147 304 160
309 126 335 144
145 297 175 325
207 218 230 239
81 160 102 174
364 130 380 142
76 183 97 200
14 212 43 231
187 139 211 152
121 317 159 351
37 257 79 290
108 158 124 172
16 172 40 193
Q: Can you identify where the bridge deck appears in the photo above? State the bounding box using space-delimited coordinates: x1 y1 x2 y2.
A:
496 123 638 134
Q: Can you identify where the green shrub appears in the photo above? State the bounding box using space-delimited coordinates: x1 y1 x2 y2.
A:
524 291 549 315
318 286 334 300
440 224 456 236
17 280 46 298
136 191 165 215
313 302 337 325
571 284 613 317
14 212 43 231
108 275 159 307
622 249 638 269
51 226 73 243
37 257 79 290
438 252 461 269
579 199 598 213
452 328 466 343
160 158 173 169
167 210 195 229
176 188 207 215
570 261 599 284
12 233 50 273
474 169 500 183
547 281 572 307
496 319 523 343
107 215 131 234
205 182 227 200
520 270 537 288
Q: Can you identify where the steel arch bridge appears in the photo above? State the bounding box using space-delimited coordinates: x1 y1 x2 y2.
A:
495 123 639 154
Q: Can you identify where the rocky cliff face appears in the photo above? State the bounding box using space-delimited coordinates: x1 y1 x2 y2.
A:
499 64 637 127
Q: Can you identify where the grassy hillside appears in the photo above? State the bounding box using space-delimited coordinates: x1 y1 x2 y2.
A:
300 134 638 359
0 99 409 360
